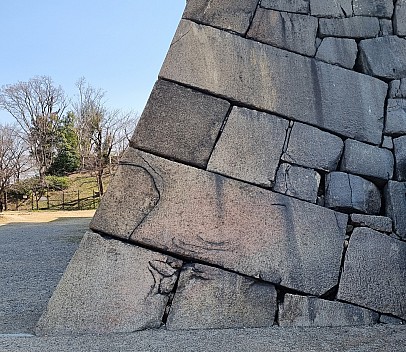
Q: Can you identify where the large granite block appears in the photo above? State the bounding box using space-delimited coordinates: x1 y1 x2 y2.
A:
394 0 406 36
131 80 230 168
260 0 309 14
182 0 259 35
207 107 289 187
279 295 379 327
384 181 406 239
282 122 344 171
166 264 277 330
92 148 348 296
160 20 387 145
358 36 406 80
353 0 394 18
340 139 394 183
350 214 393 233
337 228 406 320
319 17 380 38
247 8 318 56
385 99 406 136
394 136 406 181
310 0 352 18
325 172 381 215
379 18 393 36
36 232 183 335
315 37 358 69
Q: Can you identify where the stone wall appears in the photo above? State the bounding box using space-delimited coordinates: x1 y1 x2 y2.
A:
37 0 406 335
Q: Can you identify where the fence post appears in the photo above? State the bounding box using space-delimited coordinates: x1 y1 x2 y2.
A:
62 192 65 210
47 190 50 210
31 193 34 211
77 190 80 210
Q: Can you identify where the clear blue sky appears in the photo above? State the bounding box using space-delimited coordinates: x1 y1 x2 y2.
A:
0 0 185 124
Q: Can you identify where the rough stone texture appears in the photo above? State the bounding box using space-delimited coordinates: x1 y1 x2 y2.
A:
385 99 406 136
319 17 380 39
350 214 393 233
358 36 406 80
379 315 405 325
325 172 381 215
91 148 348 296
273 163 321 203
279 295 379 327
207 107 289 187
309 0 352 18
131 79 230 168
389 79 406 98
166 263 277 330
260 0 309 14
382 136 393 149
353 0 394 18
338 228 406 320
340 139 394 182
182 0 259 35
282 122 344 172
35 232 183 335
205 108 289 186
384 181 406 239
247 8 318 56
379 19 393 36
161 20 387 145
315 37 358 69
394 136 406 181
394 0 406 36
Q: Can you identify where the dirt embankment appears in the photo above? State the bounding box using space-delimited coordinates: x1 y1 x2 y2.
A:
0 210 95 225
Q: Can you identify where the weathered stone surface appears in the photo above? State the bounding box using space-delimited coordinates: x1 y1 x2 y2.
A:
350 214 393 233
207 107 288 187
379 19 393 36
384 181 406 239
394 0 406 36
166 263 277 330
319 17 380 39
394 136 406 181
282 122 344 172
310 0 352 18
340 139 394 182
36 232 183 335
260 0 309 14
353 0 394 18
380 315 405 325
385 99 406 136
315 37 358 69
325 172 381 215
382 136 394 149
131 79 230 168
338 228 406 320
182 0 259 34
358 36 406 80
161 20 387 145
273 163 321 203
279 295 379 327
389 79 406 98
92 148 348 295
247 8 318 56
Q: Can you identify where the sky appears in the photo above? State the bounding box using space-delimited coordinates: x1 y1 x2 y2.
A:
0 0 186 124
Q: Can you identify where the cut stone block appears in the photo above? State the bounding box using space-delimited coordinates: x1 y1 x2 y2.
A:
310 0 352 18
353 0 394 18
325 172 381 215
131 79 230 168
338 228 406 320
385 99 406 137
389 79 406 98
282 122 344 172
340 139 394 183
394 0 406 36
319 17 380 39
36 232 183 335
166 263 277 330
315 37 358 69
394 136 406 181
358 36 406 80
247 8 318 56
384 181 406 240
379 19 393 36
279 295 379 327
92 148 348 296
161 20 387 145
382 136 394 150
350 214 393 233
182 0 259 35
207 107 289 187
273 163 321 203
260 0 309 14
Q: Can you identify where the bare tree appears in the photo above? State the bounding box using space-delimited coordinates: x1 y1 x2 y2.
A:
0 76 68 186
